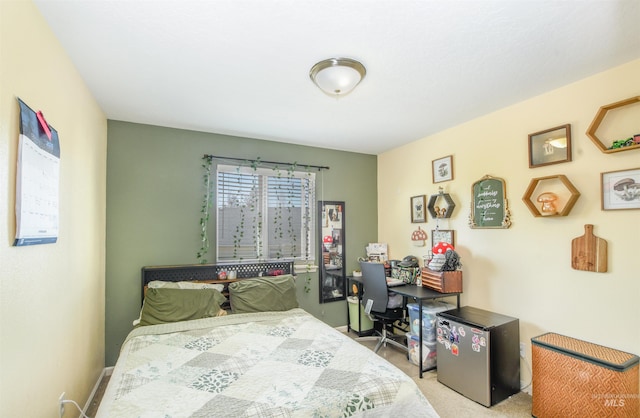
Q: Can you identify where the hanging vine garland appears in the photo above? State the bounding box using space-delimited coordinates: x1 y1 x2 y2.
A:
251 164 263 261
232 165 251 261
302 166 313 293
272 165 283 259
286 163 297 259
196 155 214 263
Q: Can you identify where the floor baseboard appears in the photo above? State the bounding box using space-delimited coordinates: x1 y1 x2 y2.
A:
83 367 113 413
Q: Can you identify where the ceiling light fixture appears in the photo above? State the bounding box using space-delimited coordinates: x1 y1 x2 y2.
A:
309 58 366 97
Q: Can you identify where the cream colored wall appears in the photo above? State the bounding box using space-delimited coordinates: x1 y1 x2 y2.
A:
0 1 107 416
379 59 640 387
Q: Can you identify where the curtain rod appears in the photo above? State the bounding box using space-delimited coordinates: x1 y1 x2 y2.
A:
203 154 329 171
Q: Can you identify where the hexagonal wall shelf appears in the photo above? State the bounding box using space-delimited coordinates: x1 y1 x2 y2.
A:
522 175 580 217
427 190 456 218
586 96 640 154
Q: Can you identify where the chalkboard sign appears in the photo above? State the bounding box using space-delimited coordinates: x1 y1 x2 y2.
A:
469 175 512 229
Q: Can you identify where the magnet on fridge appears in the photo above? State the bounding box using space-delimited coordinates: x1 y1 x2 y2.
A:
449 327 459 343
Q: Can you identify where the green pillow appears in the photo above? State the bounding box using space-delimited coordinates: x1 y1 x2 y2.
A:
228 274 299 314
139 288 227 326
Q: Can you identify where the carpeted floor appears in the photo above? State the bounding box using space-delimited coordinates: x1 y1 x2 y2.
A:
348 331 533 417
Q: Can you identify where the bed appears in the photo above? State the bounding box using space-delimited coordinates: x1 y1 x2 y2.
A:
96 262 439 417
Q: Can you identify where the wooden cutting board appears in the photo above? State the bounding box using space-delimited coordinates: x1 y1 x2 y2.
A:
571 224 607 272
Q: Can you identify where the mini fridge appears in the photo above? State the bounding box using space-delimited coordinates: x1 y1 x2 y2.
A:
436 306 520 407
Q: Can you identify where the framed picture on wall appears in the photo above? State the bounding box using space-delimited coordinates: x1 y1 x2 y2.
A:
432 155 453 183
411 195 426 223
601 167 640 210
528 124 572 168
432 229 454 246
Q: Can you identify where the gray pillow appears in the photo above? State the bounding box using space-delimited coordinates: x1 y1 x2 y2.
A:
138 288 227 326
228 274 298 314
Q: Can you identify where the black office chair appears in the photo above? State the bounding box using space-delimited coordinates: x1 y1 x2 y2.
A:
360 261 407 354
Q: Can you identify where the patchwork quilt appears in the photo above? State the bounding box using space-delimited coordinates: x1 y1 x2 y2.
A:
97 308 439 417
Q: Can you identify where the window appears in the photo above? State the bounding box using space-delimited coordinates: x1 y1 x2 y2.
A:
216 164 315 263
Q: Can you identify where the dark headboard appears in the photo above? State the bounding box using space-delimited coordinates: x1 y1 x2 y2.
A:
141 261 295 303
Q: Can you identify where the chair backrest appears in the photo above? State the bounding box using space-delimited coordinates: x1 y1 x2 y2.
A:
360 261 389 313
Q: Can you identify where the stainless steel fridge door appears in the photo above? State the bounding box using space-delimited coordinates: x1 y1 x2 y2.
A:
436 318 492 407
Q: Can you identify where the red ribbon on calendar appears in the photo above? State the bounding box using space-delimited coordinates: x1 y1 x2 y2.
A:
36 110 52 140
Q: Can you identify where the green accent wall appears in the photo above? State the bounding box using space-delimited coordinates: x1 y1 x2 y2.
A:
105 121 378 365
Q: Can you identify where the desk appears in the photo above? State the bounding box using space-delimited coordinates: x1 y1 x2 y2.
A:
391 285 460 378
348 276 461 377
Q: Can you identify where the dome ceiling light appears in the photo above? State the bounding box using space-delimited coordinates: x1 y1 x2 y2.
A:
309 58 366 97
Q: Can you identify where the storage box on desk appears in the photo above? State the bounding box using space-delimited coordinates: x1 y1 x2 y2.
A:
531 332 639 418
420 268 462 293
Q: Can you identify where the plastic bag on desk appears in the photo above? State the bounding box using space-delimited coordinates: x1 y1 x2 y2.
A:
387 292 403 308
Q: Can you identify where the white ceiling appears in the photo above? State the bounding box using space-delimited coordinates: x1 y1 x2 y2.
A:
33 0 640 155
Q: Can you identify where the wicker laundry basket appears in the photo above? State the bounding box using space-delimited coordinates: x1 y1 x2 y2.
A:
531 332 639 418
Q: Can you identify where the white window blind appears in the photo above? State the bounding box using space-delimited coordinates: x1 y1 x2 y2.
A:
216 165 315 262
